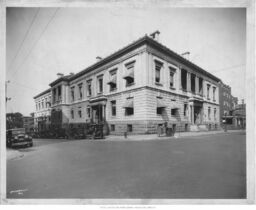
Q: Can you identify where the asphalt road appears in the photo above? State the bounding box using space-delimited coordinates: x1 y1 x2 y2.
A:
7 132 246 199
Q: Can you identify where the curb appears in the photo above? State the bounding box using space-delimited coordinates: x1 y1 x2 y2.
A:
105 130 245 141
7 149 24 161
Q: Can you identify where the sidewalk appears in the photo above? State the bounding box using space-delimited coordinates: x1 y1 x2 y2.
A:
7 149 24 160
104 129 245 141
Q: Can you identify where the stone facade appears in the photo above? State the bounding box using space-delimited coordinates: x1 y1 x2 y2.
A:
34 34 221 135
33 88 52 132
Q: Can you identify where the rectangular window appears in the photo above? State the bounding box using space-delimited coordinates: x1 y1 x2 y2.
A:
87 80 92 96
127 124 133 132
87 106 91 118
78 107 82 118
199 78 203 95
42 101 44 109
155 60 162 83
125 108 134 116
109 70 117 91
171 109 177 116
58 86 61 100
78 83 83 99
214 108 217 121
191 74 196 93
124 61 135 86
207 84 210 99
71 87 75 102
71 109 74 119
208 107 211 120
169 67 176 88
184 104 188 116
213 87 216 101
181 69 187 91
53 88 56 103
111 100 116 116
110 124 115 131
97 76 103 94
156 107 163 115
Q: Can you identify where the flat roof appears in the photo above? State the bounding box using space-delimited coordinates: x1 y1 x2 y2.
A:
50 35 221 85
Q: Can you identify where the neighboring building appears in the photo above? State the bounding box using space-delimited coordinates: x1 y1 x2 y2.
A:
231 96 238 110
222 100 246 130
232 101 246 128
33 88 52 132
22 115 34 133
34 32 221 134
218 82 234 126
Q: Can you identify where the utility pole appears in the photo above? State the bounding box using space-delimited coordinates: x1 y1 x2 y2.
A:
5 80 11 105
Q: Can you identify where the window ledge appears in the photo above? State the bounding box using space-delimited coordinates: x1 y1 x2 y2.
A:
126 83 135 87
169 87 176 90
181 88 187 92
155 82 163 86
110 88 117 92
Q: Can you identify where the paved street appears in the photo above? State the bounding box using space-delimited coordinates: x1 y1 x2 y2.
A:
7 131 246 199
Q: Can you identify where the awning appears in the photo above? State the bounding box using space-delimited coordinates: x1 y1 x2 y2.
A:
123 71 134 79
123 98 134 108
157 99 167 108
107 75 117 85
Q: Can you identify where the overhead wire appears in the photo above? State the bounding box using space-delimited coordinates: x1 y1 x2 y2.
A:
11 8 60 76
8 8 40 71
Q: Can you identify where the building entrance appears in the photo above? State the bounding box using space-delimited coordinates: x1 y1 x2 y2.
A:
91 104 105 124
194 105 202 124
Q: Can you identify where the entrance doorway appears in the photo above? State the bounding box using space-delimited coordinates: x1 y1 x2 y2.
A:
194 106 202 124
91 104 105 124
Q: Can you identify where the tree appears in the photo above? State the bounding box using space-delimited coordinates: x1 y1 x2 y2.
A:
6 112 23 129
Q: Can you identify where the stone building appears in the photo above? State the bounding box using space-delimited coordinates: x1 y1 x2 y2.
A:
34 32 221 134
33 88 52 132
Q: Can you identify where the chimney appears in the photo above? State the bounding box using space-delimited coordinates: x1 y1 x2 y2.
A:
57 73 64 78
96 56 102 62
181 51 190 60
150 30 160 41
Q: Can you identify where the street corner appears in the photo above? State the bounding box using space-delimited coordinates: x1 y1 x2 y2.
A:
7 148 24 161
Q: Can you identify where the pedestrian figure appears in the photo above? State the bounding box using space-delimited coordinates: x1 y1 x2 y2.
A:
157 125 162 137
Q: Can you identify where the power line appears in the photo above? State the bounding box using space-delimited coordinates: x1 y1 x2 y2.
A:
8 8 40 71
10 81 38 91
11 8 60 76
211 63 245 73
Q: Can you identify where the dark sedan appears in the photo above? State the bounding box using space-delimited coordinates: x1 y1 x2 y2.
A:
6 128 33 148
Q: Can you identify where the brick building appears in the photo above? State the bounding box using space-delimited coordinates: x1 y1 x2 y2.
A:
34 32 221 134
218 81 239 127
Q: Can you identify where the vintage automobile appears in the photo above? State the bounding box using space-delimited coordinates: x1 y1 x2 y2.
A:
6 128 33 148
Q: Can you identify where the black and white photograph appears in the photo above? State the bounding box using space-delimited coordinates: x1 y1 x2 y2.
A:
0 0 255 206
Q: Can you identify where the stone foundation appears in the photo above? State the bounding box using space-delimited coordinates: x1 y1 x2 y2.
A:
107 120 220 135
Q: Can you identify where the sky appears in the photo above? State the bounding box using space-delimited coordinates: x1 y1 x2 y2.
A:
6 7 246 116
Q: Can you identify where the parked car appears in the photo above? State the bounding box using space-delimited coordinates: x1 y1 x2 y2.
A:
6 128 33 148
